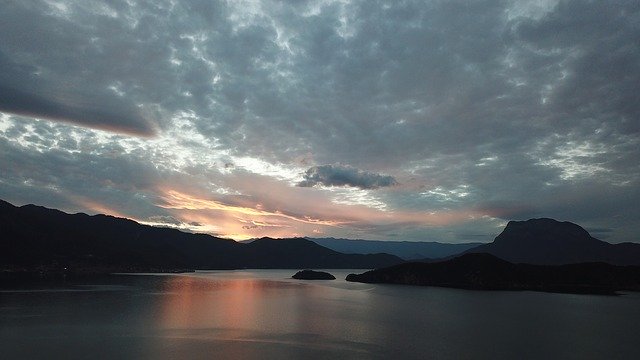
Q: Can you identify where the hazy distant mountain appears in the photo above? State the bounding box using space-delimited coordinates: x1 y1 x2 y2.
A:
465 218 640 265
310 237 482 260
0 199 403 274
241 237 402 269
346 253 640 294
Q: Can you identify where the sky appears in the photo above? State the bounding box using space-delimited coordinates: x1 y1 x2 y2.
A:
1 0 639 243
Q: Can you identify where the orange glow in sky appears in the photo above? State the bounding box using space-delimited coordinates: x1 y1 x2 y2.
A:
158 189 347 227
146 188 492 240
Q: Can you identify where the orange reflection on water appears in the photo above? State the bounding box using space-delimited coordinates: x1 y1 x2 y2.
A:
157 275 266 330
153 274 344 337
139 273 385 360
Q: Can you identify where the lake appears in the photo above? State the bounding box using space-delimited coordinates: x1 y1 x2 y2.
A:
1 270 639 359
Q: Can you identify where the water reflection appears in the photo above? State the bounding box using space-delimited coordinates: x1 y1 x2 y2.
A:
158 276 288 329
2 272 640 360
145 275 382 359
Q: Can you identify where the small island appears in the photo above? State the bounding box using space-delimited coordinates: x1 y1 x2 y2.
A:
292 270 336 280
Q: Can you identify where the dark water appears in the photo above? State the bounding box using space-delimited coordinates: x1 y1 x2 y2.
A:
1 270 639 359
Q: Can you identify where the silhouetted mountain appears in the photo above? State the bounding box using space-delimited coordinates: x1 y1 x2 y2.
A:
309 237 481 260
465 218 640 265
346 253 640 294
0 199 403 274
0 199 242 271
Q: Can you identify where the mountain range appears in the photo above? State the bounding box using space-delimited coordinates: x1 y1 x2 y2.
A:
310 219 640 266
307 237 481 260
345 218 640 294
0 199 402 274
465 218 640 266
2 198 640 282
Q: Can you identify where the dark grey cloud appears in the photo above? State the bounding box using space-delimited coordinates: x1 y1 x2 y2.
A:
147 215 183 226
0 83 157 136
298 164 397 189
0 3 162 136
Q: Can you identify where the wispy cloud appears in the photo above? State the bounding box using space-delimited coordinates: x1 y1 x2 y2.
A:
158 189 346 227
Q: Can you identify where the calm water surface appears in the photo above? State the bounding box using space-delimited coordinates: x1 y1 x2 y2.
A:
1 270 639 359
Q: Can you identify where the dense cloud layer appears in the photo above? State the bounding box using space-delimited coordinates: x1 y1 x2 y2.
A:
0 0 638 242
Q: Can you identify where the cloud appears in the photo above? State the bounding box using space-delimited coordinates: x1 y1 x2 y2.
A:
0 83 157 136
0 4 162 136
298 164 397 189
158 189 345 227
147 215 183 226
1 0 639 243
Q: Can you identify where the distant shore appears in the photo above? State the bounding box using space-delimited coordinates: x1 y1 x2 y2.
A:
1 266 195 287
